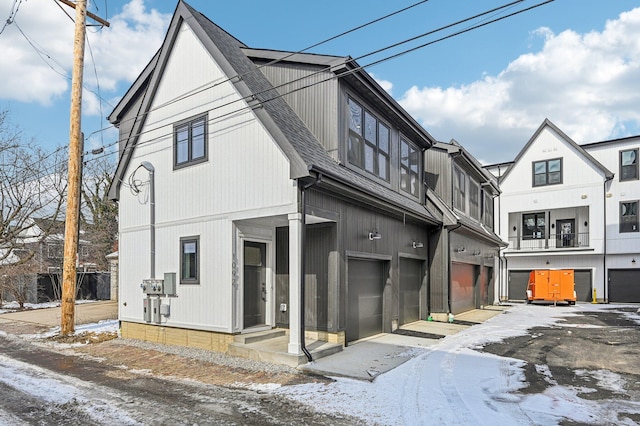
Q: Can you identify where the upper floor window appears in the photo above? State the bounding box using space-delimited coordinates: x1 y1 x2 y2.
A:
453 165 466 211
47 243 63 259
620 201 638 233
533 158 562 187
620 149 638 181
347 98 390 181
523 212 545 239
469 178 480 220
174 115 207 169
482 192 494 229
400 137 420 197
180 236 200 284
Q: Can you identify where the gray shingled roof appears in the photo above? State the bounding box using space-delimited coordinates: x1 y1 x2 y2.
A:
110 1 438 223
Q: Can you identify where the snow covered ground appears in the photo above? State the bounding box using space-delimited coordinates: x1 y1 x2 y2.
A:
1 301 638 425
277 303 640 425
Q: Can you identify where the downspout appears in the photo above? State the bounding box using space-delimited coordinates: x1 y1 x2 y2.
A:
299 173 321 363
140 162 155 278
446 222 463 315
603 175 613 303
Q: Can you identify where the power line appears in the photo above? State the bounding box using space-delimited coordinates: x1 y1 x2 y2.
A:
0 0 23 36
104 0 541 159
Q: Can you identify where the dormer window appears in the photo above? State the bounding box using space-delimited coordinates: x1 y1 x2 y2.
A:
400 138 420 197
347 97 390 181
533 158 562 187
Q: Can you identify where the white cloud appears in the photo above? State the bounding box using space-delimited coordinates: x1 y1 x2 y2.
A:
370 72 393 95
0 0 170 111
399 7 640 163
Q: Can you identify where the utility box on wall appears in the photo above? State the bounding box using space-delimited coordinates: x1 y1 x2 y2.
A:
143 298 151 322
151 297 161 323
163 273 176 296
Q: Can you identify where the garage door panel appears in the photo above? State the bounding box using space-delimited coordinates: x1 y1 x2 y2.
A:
347 259 384 342
508 270 531 301
609 269 640 303
400 258 422 325
451 262 476 314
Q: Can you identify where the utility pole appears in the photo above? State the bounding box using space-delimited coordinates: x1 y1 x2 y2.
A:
60 0 109 336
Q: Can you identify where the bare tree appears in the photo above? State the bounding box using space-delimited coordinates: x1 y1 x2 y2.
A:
80 153 118 270
0 110 67 301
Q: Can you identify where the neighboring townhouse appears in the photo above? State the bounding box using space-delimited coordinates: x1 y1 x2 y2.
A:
486 119 640 303
425 140 505 315
108 1 454 362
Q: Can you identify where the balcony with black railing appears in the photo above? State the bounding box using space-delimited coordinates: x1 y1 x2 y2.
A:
508 232 589 251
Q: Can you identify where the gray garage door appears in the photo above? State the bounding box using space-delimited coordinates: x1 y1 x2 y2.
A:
508 270 531 301
347 259 384 342
509 269 592 302
609 269 640 303
399 258 423 325
574 270 592 302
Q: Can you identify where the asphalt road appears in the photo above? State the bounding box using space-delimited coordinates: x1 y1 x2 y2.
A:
480 304 640 425
0 333 361 425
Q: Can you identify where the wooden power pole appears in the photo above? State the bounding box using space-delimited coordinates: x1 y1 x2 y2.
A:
60 0 109 335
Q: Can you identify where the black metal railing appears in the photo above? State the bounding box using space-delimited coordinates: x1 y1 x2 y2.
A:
508 232 589 250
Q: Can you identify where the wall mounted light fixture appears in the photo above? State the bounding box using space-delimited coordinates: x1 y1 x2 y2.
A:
368 230 382 241
472 250 481 256
455 246 466 253
412 241 424 249
633 258 637 264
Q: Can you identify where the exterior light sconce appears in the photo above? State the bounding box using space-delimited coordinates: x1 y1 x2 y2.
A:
456 246 466 253
368 230 382 241
546 260 550 265
473 250 481 256
633 258 637 264
412 242 424 249
485 254 495 260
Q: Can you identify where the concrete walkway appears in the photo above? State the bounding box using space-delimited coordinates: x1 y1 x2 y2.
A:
0 301 118 327
300 305 509 381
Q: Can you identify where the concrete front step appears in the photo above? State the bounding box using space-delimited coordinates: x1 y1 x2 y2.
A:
233 328 286 344
228 335 343 368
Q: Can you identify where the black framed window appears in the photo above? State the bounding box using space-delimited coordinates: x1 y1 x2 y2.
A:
469 178 480 220
453 166 466 211
482 192 494 229
400 137 420 197
180 237 199 283
347 97 390 181
523 212 545 239
620 201 638 233
174 115 207 168
620 149 638 181
533 158 562 187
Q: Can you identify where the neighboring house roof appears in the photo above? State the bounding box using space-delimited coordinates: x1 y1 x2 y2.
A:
580 134 640 149
108 0 439 224
432 140 500 194
0 248 20 266
499 118 614 183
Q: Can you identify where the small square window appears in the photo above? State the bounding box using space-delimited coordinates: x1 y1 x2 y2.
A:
180 237 199 283
620 149 638 181
533 158 562 187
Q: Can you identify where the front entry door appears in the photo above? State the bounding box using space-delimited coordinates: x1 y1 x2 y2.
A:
556 219 575 248
243 241 267 328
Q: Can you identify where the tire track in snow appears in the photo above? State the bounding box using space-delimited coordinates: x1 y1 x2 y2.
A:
439 349 475 425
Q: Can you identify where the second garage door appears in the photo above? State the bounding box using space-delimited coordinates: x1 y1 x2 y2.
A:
347 259 385 343
609 269 640 303
451 262 477 314
400 258 423 325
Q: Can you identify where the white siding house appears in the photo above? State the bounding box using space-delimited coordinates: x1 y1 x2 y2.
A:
488 119 640 303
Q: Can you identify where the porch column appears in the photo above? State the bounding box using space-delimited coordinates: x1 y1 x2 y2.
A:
287 213 302 355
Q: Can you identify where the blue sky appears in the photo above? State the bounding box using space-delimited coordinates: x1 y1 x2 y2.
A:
0 0 638 164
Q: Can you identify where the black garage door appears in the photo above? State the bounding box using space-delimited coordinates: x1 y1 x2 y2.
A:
347 259 385 342
400 258 423 325
609 269 640 303
509 269 592 302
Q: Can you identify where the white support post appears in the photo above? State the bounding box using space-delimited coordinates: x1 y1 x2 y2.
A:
287 213 303 355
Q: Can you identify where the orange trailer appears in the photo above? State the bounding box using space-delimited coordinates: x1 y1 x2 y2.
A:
526 270 576 305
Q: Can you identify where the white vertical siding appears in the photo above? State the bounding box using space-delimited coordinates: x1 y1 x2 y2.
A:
499 126 607 253
118 21 298 331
